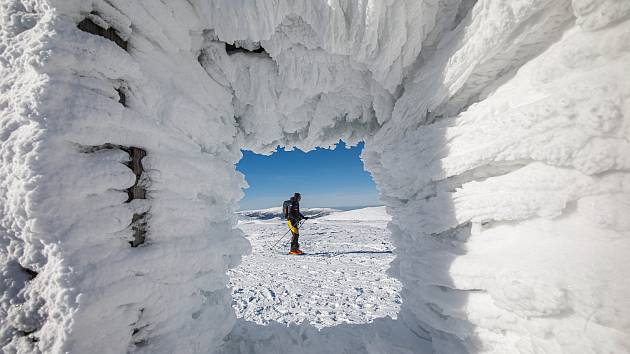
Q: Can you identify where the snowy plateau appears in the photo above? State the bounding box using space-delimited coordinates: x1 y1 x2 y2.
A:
230 207 401 329
1 1 629 354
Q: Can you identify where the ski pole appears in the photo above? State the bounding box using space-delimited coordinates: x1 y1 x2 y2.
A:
271 229 291 250
271 219 306 250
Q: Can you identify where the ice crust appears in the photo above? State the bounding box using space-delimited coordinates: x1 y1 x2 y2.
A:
0 0 629 353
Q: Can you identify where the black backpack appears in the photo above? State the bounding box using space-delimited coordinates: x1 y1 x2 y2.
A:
282 200 291 220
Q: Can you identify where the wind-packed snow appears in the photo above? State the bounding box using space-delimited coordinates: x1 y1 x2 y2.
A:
229 207 400 329
1 0 629 353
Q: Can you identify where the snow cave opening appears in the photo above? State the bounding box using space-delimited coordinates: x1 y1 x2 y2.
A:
3 2 629 353
228 142 402 329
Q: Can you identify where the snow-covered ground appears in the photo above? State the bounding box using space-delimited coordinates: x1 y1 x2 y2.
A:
229 206 401 329
320 206 392 222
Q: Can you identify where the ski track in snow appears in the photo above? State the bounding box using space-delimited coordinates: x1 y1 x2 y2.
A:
228 217 401 329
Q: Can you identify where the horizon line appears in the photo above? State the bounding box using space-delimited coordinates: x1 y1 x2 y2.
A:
237 204 384 212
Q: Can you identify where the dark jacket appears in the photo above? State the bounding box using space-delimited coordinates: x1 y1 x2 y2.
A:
288 197 305 222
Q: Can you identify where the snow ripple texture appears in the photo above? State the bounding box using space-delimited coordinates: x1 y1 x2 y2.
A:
229 212 401 329
0 0 629 353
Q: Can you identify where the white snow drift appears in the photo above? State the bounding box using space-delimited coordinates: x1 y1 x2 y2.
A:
1 0 629 353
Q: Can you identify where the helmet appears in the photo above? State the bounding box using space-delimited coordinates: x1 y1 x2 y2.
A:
294 192 301 200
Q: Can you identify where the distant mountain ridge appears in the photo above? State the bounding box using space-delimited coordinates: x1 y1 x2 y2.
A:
319 206 391 221
237 207 341 220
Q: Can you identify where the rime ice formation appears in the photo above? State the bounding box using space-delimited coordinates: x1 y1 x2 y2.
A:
1 0 629 353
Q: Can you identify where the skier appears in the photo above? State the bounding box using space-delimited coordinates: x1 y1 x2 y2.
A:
287 192 308 255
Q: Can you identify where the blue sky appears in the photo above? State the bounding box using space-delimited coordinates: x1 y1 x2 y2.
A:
236 141 381 210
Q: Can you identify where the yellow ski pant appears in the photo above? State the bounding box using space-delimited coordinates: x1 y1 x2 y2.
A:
287 219 299 234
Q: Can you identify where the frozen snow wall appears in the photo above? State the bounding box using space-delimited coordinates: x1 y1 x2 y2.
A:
1 0 629 353
0 1 251 353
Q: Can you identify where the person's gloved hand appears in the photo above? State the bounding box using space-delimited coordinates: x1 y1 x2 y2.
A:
303 217 309 220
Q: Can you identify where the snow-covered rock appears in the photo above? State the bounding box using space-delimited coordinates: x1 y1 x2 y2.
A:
1 0 628 353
